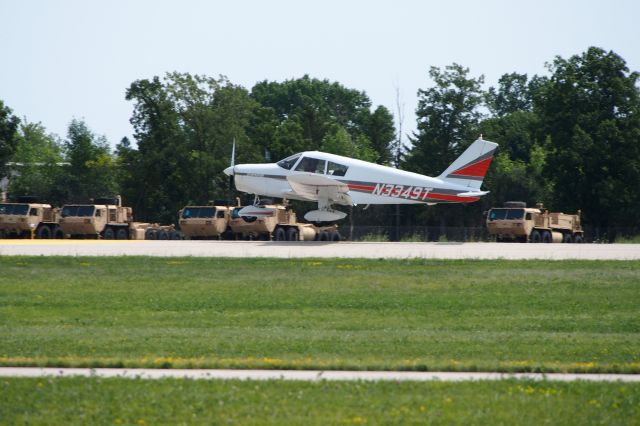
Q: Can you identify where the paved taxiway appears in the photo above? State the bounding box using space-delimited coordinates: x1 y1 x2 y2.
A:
0 240 639 259
0 367 638 382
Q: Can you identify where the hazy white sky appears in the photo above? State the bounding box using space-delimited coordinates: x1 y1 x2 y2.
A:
1 0 638 149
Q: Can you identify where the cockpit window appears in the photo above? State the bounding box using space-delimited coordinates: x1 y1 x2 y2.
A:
295 157 326 174
327 161 348 176
277 154 301 170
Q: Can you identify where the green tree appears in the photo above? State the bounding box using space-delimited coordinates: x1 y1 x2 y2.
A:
0 100 20 180
7 121 66 203
405 64 485 176
61 119 117 202
485 72 532 117
126 73 259 223
535 47 640 228
250 75 393 162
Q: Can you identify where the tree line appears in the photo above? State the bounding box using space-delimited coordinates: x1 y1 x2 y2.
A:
1 47 638 232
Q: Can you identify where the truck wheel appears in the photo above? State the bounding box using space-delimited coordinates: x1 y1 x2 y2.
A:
157 230 169 240
331 232 341 242
274 227 286 241
116 228 129 240
0 229 4 239
286 228 299 241
170 230 181 240
145 229 157 240
36 225 51 239
319 231 330 241
52 226 64 239
542 231 552 243
103 227 115 240
562 234 573 243
574 234 584 243
530 230 541 243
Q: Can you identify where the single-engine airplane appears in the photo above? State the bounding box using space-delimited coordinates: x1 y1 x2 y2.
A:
224 137 498 222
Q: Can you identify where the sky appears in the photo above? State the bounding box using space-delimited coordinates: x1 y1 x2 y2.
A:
1 0 638 150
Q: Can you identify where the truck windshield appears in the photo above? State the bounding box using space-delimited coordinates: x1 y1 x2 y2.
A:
181 207 216 219
0 204 29 215
489 209 524 221
61 205 95 217
277 154 301 170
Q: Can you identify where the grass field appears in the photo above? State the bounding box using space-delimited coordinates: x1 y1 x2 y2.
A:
1 256 639 373
1 377 639 425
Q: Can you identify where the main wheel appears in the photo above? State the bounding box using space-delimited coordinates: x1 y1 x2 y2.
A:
542 231 552 243
274 227 286 241
36 225 51 239
530 230 541 243
562 233 573 243
103 227 115 240
574 234 584 243
286 228 299 241
116 228 129 240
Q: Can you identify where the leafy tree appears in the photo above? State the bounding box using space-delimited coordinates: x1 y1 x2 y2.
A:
126 73 259 223
320 124 377 162
7 121 66 203
61 119 118 202
250 75 393 162
535 47 640 228
0 100 20 180
405 64 485 176
485 72 532 116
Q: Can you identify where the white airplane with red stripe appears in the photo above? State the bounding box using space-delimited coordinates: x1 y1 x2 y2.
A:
224 137 498 222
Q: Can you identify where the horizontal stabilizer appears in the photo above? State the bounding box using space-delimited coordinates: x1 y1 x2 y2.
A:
457 190 489 197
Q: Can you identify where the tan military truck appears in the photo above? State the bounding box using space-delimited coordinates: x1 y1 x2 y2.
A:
229 201 341 241
178 202 235 240
0 196 63 239
486 201 584 243
58 196 179 240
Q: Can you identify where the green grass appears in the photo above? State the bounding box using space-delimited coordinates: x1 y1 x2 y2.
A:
0 257 639 372
1 377 638 425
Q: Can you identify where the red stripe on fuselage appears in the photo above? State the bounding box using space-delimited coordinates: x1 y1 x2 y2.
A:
426 193 479 203
348 184 376 192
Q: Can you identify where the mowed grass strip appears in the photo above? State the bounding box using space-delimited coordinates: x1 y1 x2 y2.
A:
0 257 639 372
1 377 638 425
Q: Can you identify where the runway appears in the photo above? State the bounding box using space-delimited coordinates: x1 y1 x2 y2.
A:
1 240 640 259
1 367 638 382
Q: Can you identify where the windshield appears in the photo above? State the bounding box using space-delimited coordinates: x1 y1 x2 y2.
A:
0 203 29 215
181 207 216 219
277 154 301 170
61 205 95 217
489 209 525 221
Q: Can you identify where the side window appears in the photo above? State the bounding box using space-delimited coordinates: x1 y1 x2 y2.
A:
29 208 39 216
327 161 348 176
295 157 325 173
525 213 532 220
95 209 101 217
216 210 226 219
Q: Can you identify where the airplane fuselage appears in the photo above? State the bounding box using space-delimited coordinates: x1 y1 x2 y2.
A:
231 151 481 206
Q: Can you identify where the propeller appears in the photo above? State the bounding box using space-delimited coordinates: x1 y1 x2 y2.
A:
225 139 236 202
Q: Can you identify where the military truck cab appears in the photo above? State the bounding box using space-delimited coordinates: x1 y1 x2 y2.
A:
486 201 584 243
59 196 133 239
0 196 62 239
179 203 233 240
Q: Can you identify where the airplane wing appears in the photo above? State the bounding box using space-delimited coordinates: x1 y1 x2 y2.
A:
286 173 353 206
